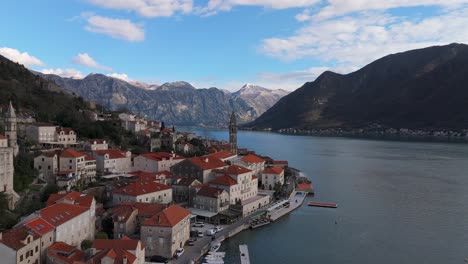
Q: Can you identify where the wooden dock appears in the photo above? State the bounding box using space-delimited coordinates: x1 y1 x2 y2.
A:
239 245 250 264
308 201 338 208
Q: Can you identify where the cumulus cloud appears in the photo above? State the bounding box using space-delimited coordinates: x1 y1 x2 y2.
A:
313 0 468 21
107 73 130 81
72 53 113 71
40 68 84 79
84 15 144 42
261 8 468 68
0 47 45 67
87 0 193 17
196 0 321 16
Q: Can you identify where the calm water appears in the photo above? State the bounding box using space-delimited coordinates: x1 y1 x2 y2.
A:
185 128 468 264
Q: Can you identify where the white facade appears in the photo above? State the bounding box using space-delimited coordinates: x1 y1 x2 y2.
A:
34 152 58 182
133 153 183 173
93 150 132 174
55 128 76 145
26 124 56 143
113 184 173 205
0 136 19 209
262 168 285 190
84 139 108 151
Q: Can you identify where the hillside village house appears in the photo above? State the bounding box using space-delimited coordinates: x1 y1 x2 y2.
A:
34 150 59 183
55 127 77 145
84 139 109 151
0 135 19 209
90 238 146 264
234 154 266 176
113 180 172 205
26 122 56 143
113 202 166 239
0 226 41 264
140 205 190 258
133 152 184 173
46 241 85 264
59 148 96 184
128 170 173 186
262 167 285 190
171 157 228 183
172 177 202 204
93 149 132 175
193 186 230 215
23 218 55 263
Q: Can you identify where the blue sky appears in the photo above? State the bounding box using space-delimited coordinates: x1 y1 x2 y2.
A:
1 0 468 91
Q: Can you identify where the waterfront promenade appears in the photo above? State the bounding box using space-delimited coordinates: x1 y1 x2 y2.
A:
269 191 306 221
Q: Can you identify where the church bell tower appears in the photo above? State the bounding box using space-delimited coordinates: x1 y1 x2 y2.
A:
5 101 18 156
229 111 238 154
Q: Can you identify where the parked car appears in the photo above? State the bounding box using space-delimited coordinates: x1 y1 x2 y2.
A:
190 230 199 237
192 222 205 227
150 255 168 263
197 230 204 237
176 248 184 258
206 228 216 236
187 237 197 246
214 226 223 233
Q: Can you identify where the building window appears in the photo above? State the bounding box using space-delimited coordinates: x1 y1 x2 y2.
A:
35 246 38 252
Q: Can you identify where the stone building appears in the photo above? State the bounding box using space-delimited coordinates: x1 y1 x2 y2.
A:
229 111 238 154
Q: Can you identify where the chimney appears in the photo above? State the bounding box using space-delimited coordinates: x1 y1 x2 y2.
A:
205 158 209 163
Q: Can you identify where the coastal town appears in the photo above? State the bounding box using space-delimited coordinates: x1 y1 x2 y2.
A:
0 101 312 264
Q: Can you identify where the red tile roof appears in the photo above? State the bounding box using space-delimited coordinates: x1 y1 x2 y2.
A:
209 175 237 186
94 149 128 159
61 148 85 158
40 203 89 227
140 152 183 161
88 139 107 144
252 175 258 180
189 157 227 170
113 205 137 223
213 165 251 175
0 226 39 250
0 134 6 139
156 170 172 178
85 154 96 161
56 127 74 134
197 186 226 198
46 192 94 209
122 202 165 218
241 154 265 163
39 150 61 158
263 167 284 174
47 242 85 264
90 248 137 264
92 238 144 251
24 218 55 236
142 205 190 227
175 177 200 187
204 150 236 160
114 181 171 196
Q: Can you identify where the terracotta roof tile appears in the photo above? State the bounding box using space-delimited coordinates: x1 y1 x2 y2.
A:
189 157 227 170
139 152 183 161
175 177 200 187
142 205 190 227
0 226 39 250
0 134 7 139
263 167 284 174
94 149 128 159
204 150 236 160
114 181 171 196
196 186 226 198
209 175 237 186
272 160 288 165
61 149 85 158
241 154 265 164
92 238 143 251
212 165 251 175
24 218 55 236
40 203 89 227
47 241 85 264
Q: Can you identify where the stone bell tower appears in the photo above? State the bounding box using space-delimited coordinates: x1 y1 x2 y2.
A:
5 101 18 156
229 111 237 154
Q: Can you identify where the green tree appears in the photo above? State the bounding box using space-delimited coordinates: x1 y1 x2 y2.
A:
102 217 114 239
81 240 93 250
41 184 59 202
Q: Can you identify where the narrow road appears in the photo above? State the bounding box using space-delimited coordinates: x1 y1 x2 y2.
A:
173 217 251 264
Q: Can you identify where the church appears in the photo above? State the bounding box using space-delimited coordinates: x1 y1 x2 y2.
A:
0 101 20 209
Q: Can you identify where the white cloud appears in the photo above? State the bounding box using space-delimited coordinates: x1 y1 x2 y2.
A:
40 68 84 79
84 15 144 42
0 47 45 67
72 53 113 71
261 8 468 68
197 0 321 16
108 73 130 81
87 0 193 17
314 0 468 21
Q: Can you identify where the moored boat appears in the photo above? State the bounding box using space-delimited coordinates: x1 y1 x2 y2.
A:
308 201 338 208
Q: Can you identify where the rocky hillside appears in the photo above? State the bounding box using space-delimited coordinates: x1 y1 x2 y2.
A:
232 84 288 119
247 43 468 130
36 73 287 126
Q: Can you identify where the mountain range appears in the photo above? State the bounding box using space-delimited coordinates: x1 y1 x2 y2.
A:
247 43 468 131
34 72 288 126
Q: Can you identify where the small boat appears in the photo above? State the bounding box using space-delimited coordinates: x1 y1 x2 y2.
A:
308 201 338 208
209 242 221 252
